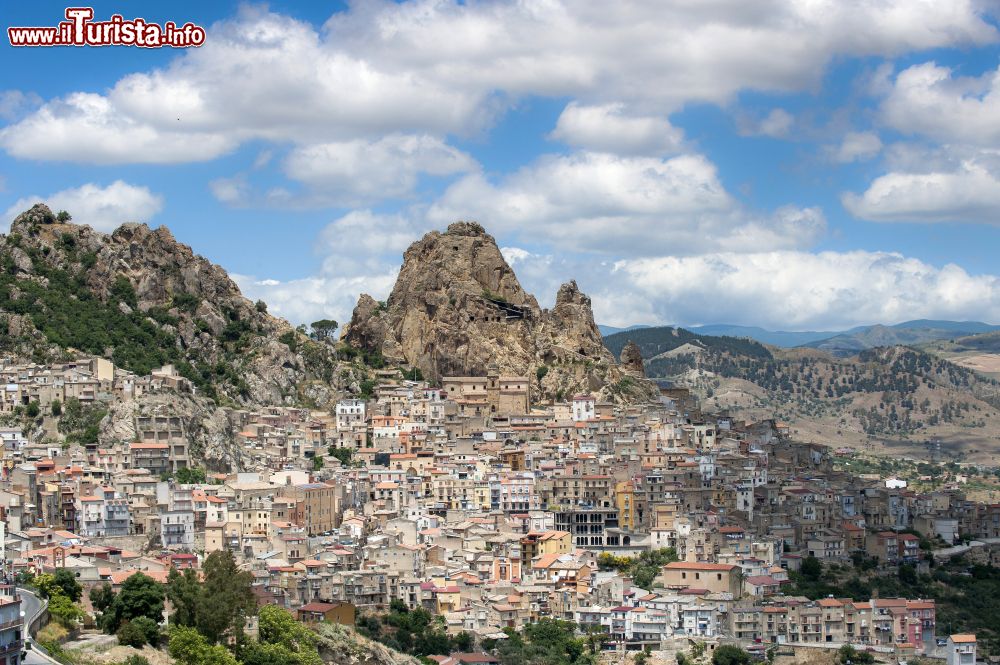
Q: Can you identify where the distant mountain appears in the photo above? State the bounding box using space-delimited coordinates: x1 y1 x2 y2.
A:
598 324 651 336
603 325 772 360
686 324 838 347
603 324 1000 447
601 320 1000 352
801 320 1000 356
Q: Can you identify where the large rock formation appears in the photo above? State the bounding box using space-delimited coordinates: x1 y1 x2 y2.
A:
620 340 646 377
1 203 358 407
345 222 657 403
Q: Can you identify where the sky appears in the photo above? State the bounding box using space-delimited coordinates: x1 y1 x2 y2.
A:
3 1 1000 332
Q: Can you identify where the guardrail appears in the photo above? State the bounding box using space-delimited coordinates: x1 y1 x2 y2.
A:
16 586 49 637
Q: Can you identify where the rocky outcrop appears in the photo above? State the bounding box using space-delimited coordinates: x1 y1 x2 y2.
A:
345 221 657 403
3 203 352 407
620 340 646 377
101 392 248 471
314 623 420 665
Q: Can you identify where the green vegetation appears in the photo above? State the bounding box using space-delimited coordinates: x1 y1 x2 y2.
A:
837 644 874 664
402 366 424 381
790 556 1000 655
168 466 208 484
0 232 305 402
712 645 752 665
35 569 86 628
117 615 162 648
536 365 549 382
597 548 678 589
356 600 472 657
94 572 165 634
166 551 256 644
309 319 338 342
327 447 355 467
491 618 596 665
58 397 107 445
603 326 772 360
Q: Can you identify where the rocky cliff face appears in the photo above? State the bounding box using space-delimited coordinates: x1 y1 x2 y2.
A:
102 391 249 471
620 340 646 377
314 623 420 665
345 222 657 403
1 203 357 407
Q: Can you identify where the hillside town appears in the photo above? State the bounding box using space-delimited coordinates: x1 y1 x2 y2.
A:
1 353 996 665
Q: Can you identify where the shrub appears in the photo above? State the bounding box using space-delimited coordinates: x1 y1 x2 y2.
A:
117 620 149 648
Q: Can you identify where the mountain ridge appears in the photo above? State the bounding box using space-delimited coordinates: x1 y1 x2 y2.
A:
0 203 360 408
599 320 1000 350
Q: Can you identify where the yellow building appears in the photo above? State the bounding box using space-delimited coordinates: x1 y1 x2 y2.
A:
521 529 571 563
615 480 636 530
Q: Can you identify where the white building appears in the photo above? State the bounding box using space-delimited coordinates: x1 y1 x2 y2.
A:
946 634 976 665
160 509 195 549
571 394 596 422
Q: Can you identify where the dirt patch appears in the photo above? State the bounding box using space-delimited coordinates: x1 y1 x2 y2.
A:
68 643 174 665
951 353 1000 376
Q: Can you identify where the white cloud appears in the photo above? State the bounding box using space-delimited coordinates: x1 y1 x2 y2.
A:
881 62 1000 146
609 250 1000 330
549 103 684 155
428 151 825 254
235 210 426 325
739 108 794 138
3 181 163 233
0 93 238 164
843 160 1000 223
830 131 883 163
283 134 476 205
2 2 995 165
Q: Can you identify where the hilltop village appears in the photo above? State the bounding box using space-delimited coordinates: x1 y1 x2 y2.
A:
1 352 996 665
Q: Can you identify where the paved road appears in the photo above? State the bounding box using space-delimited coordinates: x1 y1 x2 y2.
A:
16 587 59 665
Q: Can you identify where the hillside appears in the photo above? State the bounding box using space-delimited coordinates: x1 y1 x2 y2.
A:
604 326 1000 459
920 331 1000 381
801 320 1000 356
603 325 772 360
0 204 361 408
602 319 1000 349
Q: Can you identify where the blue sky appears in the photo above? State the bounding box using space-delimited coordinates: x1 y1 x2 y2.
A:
3 1 1000 330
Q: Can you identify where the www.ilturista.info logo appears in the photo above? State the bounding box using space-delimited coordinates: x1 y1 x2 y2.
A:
8 7 206 48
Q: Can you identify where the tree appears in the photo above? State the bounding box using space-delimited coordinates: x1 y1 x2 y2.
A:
48 593 85 627
453 631 474 652
168 626 239 665
166 567 201 628
801 555 822 580
56 210 72 222
25 400 40 418
310 319 338 342
837 645 874 665
328 447 354 467
196 550 255 644
174 467 207 485
132 616 161 646
53 568 83 602
90 582 115 613
258 605 314 650
118 621 150 647
712 645 751 665
51 399 62 416
101 572 165 634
